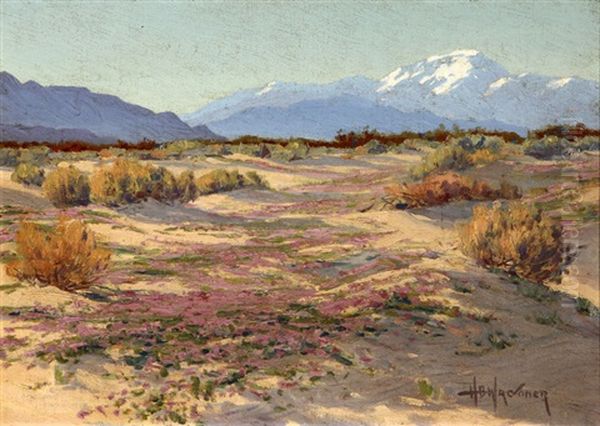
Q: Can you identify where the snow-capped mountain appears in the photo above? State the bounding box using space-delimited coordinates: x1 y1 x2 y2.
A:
0 72 222 143
182 49 599 139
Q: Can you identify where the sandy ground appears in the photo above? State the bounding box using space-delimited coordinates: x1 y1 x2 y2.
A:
1 151 598 425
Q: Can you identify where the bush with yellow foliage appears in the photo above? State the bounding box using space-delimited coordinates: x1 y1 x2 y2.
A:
42 165 90 207
7 217 111 292
460 202 565 284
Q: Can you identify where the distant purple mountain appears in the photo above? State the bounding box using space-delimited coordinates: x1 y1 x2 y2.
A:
0 71 222 143
0 123 107 143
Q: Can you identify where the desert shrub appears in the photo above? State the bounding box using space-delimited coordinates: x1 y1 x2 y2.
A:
196 169 245 195
43 165 90 207
243 171 270 189
256 143 272 158
207 144 231 156
469 148 500 165
411 135 509 178
411 144 473 179
17 146 50 166
196 169 268 195
235 143 271 158
49 150 98 163
573 136 600 152
148 166 178 201
90 159 153 206
176 170 198 203
98 149 113 159
271 141 310 162
148 149 168 160
7 217 111 292
523 136 569 159
163 140 205 156
11 163 45 186
460 202 564 283
385 173 521 208
0 148 19 167
355 139 388 155
402 139 440 152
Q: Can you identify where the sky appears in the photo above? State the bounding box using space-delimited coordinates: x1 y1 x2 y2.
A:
1 1 598 114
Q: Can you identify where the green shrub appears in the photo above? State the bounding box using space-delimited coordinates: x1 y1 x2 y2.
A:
460 202 565 284
163 140 205 156
11 163 45 186
43 165 90 207
17 146 50 166
411 144 473 179
0 148 19 167
176 170 198 203
271 141 309 162
523 136 569 159
243 171 270 189
196 169 269 195
356 140 388 154
573 136 600 152
402 139 440 152
411 135 509 178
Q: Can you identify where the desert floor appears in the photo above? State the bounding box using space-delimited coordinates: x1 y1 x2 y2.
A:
1 150 599 425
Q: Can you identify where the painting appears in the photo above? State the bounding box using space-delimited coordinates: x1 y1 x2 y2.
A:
1 1 598 424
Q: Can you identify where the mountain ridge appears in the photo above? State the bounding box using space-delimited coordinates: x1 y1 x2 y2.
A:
0 71 223 143
181 50 599 138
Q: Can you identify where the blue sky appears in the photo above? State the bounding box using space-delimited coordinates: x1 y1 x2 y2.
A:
1 1 598 113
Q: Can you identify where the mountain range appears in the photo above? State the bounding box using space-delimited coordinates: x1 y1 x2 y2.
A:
1 50 598 142
0 72 221 143
182 49 599 139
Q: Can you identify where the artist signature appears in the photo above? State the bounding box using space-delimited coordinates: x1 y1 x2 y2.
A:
457 377 551 416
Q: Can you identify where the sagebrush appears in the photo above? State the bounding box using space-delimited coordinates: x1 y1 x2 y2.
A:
460 202 565 283
7 217 111 292
42 165 90 207
11 163 45 186
196 169 269 195
385 173 521 208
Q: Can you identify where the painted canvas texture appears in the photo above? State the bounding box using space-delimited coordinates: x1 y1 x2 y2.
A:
0 1 599 425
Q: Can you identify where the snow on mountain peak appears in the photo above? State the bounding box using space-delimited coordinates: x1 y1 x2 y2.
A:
547 77 572 89
377 50 507 95
426 49 481 62
257 81 279 96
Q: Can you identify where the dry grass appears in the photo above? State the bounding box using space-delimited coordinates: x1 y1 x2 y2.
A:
7 217 111 292
460 202 565 284
42 165 90 207
385 173 521 208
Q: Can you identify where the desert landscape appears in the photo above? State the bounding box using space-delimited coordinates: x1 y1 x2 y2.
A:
1 130 598 425
1 2 599 424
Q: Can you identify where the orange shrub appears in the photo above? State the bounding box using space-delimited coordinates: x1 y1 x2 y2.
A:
7 217 111 292
385 173 520 208
460 202 564 284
